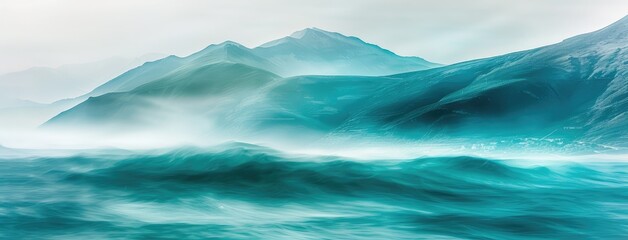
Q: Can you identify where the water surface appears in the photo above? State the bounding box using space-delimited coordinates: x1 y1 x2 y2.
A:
1 146 627 239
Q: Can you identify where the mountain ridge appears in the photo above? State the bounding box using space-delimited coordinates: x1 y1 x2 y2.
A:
42 17 628 149
74 27 439 101
0 54 165 106
253 27 439 76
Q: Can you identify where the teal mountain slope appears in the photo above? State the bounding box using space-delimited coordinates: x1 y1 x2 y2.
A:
226 16 627 146
45 63 280 129
253 28 440 76
44 17 627 148
360 15 627 143
83 28 438 99
43 28 440 132
87 42 278 97
0 54 164 106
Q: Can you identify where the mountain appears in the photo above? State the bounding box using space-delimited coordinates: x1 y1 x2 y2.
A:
361 18 622 140
229 15 628 146
46 63 281 131
86 42 279 97
0 97 41 109
44 17 627 149
77 28 438 99
361 15 627 144
0 54 165 106
41 28 439 130
226 16 627 147
253 28 440 76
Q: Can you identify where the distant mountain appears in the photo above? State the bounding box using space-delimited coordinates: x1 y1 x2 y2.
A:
44 17 627 148
87 42 279 97
253 28 440 76
361 15 627 143
235 17 628 142
224 16 627 147
79 28 439 99
41 27 439 133
0 97 41 109
0 54 165 106
232 16 627 146
46 63 280 130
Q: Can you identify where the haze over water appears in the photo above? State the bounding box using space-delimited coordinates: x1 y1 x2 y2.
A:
1 3 627 239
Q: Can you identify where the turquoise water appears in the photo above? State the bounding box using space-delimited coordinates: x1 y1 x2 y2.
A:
1 146 627 239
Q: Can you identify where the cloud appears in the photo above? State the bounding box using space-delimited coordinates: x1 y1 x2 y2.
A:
0 0 626 73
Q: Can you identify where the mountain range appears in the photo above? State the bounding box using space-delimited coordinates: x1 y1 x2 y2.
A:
41 17 628 149
83 28 438 98
0 54 164 107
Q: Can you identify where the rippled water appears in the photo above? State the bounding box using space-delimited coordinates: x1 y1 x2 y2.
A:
1 145 627 239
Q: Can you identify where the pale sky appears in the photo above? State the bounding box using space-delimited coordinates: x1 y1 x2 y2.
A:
0 0 626 74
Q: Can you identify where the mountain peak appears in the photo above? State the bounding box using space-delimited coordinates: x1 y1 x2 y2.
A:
211 40 245 49
199 40 246 51
253 27 439 75
600 15 627 35
258 28 351 48
562 15 627 45
589 15 627 38
613 14 628 26
190 40 249 58
289 27 336 39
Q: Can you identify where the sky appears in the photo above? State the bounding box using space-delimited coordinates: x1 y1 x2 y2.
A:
0 0 626 74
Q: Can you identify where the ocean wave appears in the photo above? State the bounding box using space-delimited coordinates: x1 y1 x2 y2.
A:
1 145 627 239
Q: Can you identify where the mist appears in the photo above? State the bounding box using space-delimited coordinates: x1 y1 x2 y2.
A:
1 0 626 73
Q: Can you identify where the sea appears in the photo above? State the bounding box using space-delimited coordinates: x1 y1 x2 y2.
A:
1 144 627 239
